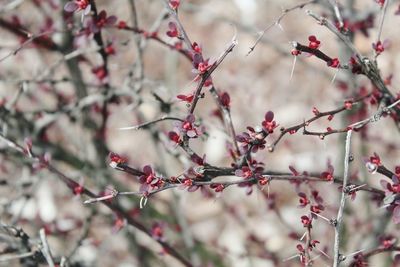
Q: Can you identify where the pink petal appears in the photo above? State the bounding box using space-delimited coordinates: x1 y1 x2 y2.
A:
289 166 299 176
143 165 152 175
192 53 202 66
245 186 253 195
187 185 199 192
106 15 117 26
187 130 197 138
264 111 274 122
64 2 78 12
380 179 389 189
83 4 91 15
98 10 106 18
90 23 99 33
393 205 400 224
166 31 175 37
186 114 195 123
139 183 149 193
234 170 243 177
168 21 177 30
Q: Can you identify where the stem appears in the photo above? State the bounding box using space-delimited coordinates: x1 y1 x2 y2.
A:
333 130 352 267
376 0 389 44
39 228 55 267
247 0 318 56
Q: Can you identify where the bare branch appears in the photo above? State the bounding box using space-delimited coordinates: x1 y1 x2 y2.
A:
333 130 352 267
247 0 318 56
39 228 55 267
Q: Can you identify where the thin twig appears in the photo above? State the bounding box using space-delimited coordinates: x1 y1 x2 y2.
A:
305 8 400 121
306 9 361 60
0 30 58 63
128 0 146 94
333 130 352 267
189 38 237 114
270 94 370 151
304 226 312 266
39 228 55 267
0 251 36 262
119 116 184 130
163 0 193 51
91 171 384 204
350 98 400 129
376 0 390 44
0 0 25 14
247 0 317 56
62 213 94 266
209 86 241 158
329 0 344 29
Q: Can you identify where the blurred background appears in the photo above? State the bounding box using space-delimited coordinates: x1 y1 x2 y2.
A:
0 0 400 266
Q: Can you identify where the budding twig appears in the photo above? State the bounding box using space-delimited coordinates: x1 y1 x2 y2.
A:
119 116 184 130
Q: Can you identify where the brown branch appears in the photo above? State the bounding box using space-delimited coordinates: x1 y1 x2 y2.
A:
189 39 237 114
163 0 194 51
377 165 395 179
301 98 400 140
291 42 341 67
101 163 385 198
118 26 192 61
270 94 371 151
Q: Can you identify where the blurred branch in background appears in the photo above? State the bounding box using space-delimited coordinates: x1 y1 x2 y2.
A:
0 0 400 266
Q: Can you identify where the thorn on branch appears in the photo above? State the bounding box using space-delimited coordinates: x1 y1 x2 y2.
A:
84 189 119 204
140 195 148 209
